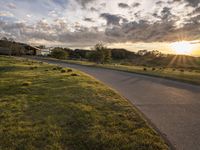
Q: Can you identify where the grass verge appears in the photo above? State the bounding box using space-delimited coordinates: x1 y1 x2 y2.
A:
36 57 200 85
0 56 169 149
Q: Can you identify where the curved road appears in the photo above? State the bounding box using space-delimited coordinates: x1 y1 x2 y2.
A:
33 58 200 150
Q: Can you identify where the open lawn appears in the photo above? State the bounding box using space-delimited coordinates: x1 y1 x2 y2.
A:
40 57 200 85
0 56 168 150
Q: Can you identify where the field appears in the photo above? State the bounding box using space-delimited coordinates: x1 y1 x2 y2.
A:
0 56 168 150
40 57 200 85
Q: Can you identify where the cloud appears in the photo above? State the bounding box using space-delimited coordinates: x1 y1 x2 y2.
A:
156 1 165 6
75 0 96 8
185 0 200 7
0 11 14 17
171 0 200 7
7 3 17 9
132 2 140 8
100 13 127 26
118 3 130 9
104 16 200 43
84 17 94 22
0 0 200 48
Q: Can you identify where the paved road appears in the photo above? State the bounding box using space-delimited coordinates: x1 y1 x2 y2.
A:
33 58 200 150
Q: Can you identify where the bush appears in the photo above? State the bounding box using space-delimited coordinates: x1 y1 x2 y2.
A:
29 66 37 70
152 68 156 71
143 68 147 71
180 69 184 72
67 69 73 72
71 73 79 76
51 48 68 59
61 69 66 73
22 82 31 86
57 67 63 70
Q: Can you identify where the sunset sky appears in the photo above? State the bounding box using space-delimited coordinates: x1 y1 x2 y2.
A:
0 0 200 55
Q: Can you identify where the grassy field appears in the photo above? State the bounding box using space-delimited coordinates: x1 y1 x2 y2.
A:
40 57 200 85
0 56 168 150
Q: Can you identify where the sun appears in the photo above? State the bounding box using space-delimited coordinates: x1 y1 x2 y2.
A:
170 41 194 55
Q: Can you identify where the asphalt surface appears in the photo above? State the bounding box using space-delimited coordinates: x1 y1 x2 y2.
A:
33 57 200 150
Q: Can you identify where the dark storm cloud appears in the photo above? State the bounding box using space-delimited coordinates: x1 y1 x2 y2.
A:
100 13 127 26
118 3 130 9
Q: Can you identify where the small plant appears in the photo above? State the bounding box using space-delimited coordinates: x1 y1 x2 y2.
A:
180 69 184 72
71 73 79 76
22 81 31 86
45 69 49 72
52 67 57 70
143 68 147 71
57 67 62 70
29 66 37 70
172 68 176 71
67 69 73 72
152 68 156 71
61 69 66 73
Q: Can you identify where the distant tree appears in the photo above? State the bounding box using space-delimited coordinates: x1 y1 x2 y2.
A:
8 38 14 56
92 43 111 64
137 50 148 56
11 43 25 56
37 45 45 49
103 48 111 63
51 47 68 59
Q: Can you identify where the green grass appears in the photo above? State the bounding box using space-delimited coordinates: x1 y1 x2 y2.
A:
42 57 200 85
0 56 168 150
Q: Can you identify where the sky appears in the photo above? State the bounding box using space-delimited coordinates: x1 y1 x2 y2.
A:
0 0 200 55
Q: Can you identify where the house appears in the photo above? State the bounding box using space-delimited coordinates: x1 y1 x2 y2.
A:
40 48 51 56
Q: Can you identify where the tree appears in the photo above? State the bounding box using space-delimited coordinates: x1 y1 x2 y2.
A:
11 43 25 56
92 43 111 64
8 38 14 56
51 47 68 59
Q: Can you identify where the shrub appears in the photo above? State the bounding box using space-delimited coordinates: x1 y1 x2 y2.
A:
22 82 31 86
51 48 68 59
172 68 176 71
152 68 156 71
143 68 147 71
61 69 66 73
29 66 37 70
67 69 73 72
180 69 184 72
56 67 63 70
71 73 79 76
